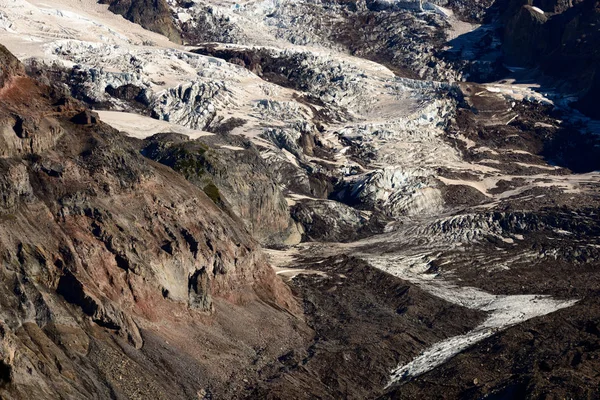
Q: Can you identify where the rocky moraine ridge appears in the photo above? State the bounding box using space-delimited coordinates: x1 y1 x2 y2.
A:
0 0 599 398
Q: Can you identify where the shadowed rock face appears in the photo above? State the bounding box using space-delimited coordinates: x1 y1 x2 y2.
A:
0 45 308 399
502 4 549 67
574 73 600 119
500 0 600 117
99 0 182 44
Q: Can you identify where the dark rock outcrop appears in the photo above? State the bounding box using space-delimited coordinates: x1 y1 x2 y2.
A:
500 0 600 118
0 44 24 88
502 4 549 67
70 110 99 125
99 0 182 44
291 199 367 242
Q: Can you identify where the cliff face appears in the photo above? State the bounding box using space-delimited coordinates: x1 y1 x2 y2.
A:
0 45 306 399
141 133 302 247
501 0 600 117
99 0 183 44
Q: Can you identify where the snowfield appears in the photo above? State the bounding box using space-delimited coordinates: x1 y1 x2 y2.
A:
96 110 214 139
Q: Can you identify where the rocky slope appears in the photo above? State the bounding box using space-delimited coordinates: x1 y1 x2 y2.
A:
0 43 308 399
0 47 488 398
140 132 301 246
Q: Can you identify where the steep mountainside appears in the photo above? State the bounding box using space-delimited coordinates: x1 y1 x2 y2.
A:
0 43 307 399
0 26 488 400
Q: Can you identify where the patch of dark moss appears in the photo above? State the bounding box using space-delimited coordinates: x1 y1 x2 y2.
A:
173 148 206 179
203 182 222 205
142 139 211 180
141 137 229 208
206 117 247 135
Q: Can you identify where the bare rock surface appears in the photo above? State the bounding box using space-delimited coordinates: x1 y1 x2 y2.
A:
0 47 308 399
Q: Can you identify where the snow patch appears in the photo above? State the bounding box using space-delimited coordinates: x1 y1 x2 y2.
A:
96 110 213 139
530 6 545 14
364 255 578 386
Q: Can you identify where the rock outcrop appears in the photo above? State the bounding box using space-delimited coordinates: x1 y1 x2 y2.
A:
99 0 183 44
500 0 600 118
0 44 24 88
141 132 300 246
291 199 366 242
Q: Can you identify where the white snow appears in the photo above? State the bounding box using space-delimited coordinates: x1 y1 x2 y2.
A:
274 268 328 279
388 294 575 382
530 6 545 14
220 145 246 151
388 292 575 382
96 111 213 139
362 254 578 385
